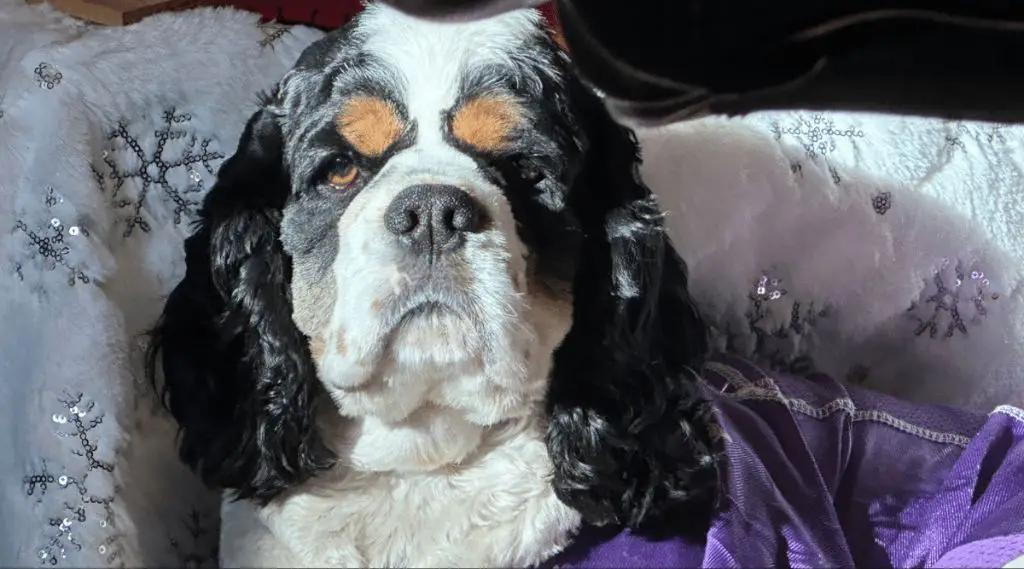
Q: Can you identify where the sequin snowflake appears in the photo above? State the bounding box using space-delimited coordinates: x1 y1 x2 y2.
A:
12 187 90 286
872 191 892 215
96 108 224 237
750 274 784 302
944 122 1023 199
34 63 63 90
25 393 123 567
770 113 865 159
828 164 842 185
946 121 1015 154
908 260 999 339
944 122 970 157
731 273 833 374
169 508 219 569
257 19 290 48
987 123 1011 145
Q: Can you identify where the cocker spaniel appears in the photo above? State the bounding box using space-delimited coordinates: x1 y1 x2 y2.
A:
147 3 718 567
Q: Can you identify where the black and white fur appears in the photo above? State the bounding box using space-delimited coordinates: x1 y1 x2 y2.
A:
147 3 718 567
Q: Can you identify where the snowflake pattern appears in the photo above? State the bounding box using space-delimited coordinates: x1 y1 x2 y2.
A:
724 273 833 375
940 122 1024 254
770 113 865 159
257 19 290 48
25 394 123 567
751 274 786 303
34 63 63 90
986 122 1011 145
95 109 224 237
169 508 219 569
828 164 842 185
946 121 1016 154
908 259 1000 339
12 187 91 286
945 121 970 157
872 191 892 215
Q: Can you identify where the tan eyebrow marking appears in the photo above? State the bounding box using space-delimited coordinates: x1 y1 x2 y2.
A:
449 95 524 152
335 96 405 158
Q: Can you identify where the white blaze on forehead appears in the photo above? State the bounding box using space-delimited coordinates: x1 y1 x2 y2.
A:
352 2 542 147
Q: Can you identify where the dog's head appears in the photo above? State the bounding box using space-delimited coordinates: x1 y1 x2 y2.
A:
279 6 583 433
149 3 716 532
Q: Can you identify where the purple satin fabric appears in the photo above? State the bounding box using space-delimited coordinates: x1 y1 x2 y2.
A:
546 355 1024 568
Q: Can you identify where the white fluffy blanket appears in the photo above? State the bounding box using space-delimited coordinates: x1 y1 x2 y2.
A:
651 113 1024 410
1 1 1021 566
0 2 321 566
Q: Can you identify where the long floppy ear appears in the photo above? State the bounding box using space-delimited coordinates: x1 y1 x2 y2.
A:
546 80 719 534
146 100 333 503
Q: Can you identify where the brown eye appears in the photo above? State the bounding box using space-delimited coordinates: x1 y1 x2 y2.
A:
329 166 359 188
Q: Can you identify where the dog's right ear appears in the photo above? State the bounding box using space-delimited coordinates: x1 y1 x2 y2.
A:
146 99 333 504
543 72 719 535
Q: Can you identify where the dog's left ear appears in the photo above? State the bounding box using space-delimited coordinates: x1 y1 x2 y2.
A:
546 77 719 533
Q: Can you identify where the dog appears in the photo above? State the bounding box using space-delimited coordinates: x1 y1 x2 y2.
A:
146 3 718 566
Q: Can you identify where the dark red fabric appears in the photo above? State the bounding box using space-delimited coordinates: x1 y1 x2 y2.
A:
205 0 558 31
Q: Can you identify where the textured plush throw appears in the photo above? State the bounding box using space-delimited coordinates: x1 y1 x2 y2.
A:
1 1 1022 566
648 112 1024 411
0 2 320 566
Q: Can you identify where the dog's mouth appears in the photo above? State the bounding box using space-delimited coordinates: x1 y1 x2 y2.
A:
371 292 484 368
395 300 454 326
365 258 508 357
379 281 477 335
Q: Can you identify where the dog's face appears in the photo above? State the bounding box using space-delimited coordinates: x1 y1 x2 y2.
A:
150 2 717 534
277 6 579 428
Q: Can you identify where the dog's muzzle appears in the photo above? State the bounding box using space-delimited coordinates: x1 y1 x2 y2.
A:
384 184 483 263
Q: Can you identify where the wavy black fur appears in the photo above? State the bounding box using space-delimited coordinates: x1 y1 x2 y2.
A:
146 102 334 504
546 75 719 535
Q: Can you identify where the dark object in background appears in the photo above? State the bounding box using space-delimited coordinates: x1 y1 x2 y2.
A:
382 0 1024 127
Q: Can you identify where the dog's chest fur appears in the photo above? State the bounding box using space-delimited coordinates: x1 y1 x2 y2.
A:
219 416 582 568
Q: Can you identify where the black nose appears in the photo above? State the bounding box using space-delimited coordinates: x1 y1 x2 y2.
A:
384 184 482 259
